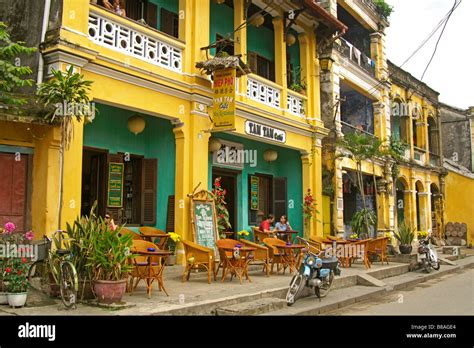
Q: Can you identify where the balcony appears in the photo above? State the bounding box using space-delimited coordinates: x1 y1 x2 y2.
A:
287 91 306 118
336 38 375 77
87 7 183 73
246 75 281 109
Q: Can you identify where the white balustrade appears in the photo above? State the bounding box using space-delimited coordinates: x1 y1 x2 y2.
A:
88 12 182 73
287 93 305 118
246 77 281 109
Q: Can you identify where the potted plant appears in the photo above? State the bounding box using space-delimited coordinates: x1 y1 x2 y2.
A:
394 222 415 254
288 66 307 95
237 230 250 241
88 221 134 304
166 232 181 266
417 230 428 240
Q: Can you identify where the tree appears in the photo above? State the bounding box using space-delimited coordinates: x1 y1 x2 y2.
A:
0 22 36 109
37 66 95 228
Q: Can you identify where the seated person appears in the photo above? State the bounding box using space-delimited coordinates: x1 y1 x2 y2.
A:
259 214 274 233
275 215 293 242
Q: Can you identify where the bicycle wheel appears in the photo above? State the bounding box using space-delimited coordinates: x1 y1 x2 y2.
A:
59 261 78 309
28 261 48 292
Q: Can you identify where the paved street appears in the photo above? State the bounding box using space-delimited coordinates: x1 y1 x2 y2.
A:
325 269 474 315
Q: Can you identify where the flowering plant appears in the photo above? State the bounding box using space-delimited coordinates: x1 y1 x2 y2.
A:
302 189 319 223
417 230 428 240
3 256 31 293
212 177 232 237
349 233 359 240
167 232 181 253
237 230 250 240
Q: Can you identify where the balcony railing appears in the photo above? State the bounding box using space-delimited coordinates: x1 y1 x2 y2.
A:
88 10 183 73
246 75 281 109
287 91 305 118
341 120 375 137
337 38 375 77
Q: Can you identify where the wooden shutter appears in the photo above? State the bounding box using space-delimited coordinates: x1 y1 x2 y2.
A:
146 2 158 29
105 153 124 223
141 158 157 226
248 52 258 74
273 177 287 221
125 0 141 21
161 8 178 38
166 195 175 232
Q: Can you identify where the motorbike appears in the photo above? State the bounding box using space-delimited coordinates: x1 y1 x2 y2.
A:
417 236 440 273
286 237 341 306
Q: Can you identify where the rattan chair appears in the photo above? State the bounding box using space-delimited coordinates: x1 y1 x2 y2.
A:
240 239 270 276
120 227 143 240
263 237 288 274
215 239 240 281
181 240 215 284
367 237 389 265
252 226 275 244
138 226 169 250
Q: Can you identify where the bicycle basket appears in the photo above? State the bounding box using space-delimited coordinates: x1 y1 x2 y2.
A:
32 238 52 261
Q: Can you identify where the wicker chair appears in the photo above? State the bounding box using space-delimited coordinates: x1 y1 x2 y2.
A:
129 240 168 297
120 227 143 240
263 237 288 274
138 226 169 250
349 239 371 269
252 226 275 244
215 239 240 281
367 237 389 265
181 240 215 284
308 236 325 251
240 239 270 276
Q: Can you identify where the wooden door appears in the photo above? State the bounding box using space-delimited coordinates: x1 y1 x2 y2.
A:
0 153 28 231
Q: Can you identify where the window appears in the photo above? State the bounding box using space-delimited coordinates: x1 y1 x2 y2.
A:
215 34 234 56
248 51 275 81
161 8 179 38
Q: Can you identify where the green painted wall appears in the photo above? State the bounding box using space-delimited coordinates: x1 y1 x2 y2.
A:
287 30 301 84
248 25 275 61
209 1 234 56
149 0 179 31
83 103 176 231
209 133 303 237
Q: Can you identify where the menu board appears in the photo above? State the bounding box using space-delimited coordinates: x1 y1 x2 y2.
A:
192 201 217 249
107 163 124 207
250 176 259 210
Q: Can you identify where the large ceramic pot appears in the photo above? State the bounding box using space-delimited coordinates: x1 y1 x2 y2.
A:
8 293 27 308
0 292 8 305
399 245 413 255
93 280 126 304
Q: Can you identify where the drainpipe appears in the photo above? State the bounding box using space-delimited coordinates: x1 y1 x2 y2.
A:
36 0 52 86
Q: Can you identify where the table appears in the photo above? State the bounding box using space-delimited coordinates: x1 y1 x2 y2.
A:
133 249 172 298
219 246 256 284
274 230 299 243
276 244 306 273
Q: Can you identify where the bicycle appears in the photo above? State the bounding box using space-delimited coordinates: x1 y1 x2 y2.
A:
28 230 78 309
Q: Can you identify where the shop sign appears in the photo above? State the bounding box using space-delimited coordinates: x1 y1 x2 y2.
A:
245 120 286 143
212 140 245 170
107 163 124 207
250 176 259 210
212 68 236 131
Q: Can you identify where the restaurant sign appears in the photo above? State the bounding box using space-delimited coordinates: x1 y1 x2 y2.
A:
250 176 259 210
107 163 124 207
212 68 236 131
245 120 286 143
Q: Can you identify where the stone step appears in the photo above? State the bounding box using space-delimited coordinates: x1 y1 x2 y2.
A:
215 297 286 316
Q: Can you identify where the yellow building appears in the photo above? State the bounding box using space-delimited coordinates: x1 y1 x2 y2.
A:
0 0 352 262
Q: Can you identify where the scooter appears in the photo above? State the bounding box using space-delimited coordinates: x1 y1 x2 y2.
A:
286 237 341 306
418 236 440 273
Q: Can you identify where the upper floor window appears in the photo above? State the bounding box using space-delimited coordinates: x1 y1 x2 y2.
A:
248 52 275 81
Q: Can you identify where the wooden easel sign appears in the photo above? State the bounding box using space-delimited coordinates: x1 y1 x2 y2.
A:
189 188 220 258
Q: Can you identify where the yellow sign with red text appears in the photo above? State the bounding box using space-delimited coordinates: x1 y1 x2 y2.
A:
212 68 236 131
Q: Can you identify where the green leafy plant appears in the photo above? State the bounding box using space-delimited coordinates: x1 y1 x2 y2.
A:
3 256 31 293
212 177 232 238
0 22 36 108
350 209 377 239
373 0 394 18
393 222 415 246
288 66 307 93
88 222 134 282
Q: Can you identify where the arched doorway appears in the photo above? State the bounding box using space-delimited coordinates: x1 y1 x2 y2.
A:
415 180 425 231
430 183 442 237
395 178 409 226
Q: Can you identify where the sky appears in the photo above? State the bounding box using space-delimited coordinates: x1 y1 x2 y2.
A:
385 0 473 109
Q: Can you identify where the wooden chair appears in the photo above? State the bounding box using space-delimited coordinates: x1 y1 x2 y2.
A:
252 227 275 244
181 240 215 284
120 227 143 240
263 237 288 274
349 239 371 269
240 240 271 276
129 240 168 297
309 236 325 251
367 237 389 265
138 226 169 250
215 239 240 281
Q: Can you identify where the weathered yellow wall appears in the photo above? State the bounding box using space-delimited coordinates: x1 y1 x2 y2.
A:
445 170 474 245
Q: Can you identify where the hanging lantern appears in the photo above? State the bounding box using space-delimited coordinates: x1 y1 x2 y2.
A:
286 33 296 46
249 13 265 27
209 137 222 152
127 115 146 135
214 0 225 4
263 149 278 162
